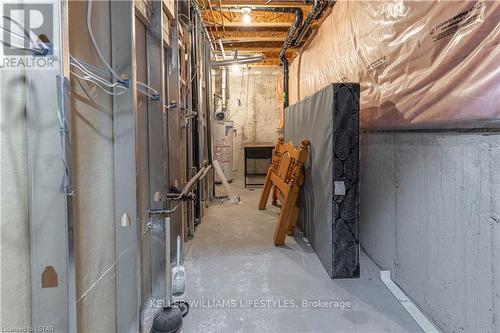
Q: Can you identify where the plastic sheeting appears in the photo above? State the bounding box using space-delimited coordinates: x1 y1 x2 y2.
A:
289 1 500 129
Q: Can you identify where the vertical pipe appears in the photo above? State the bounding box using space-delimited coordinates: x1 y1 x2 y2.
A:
146 0 167 312
282 58 289 109
27 1 76 331
110 1 140 331
190 7 201 223
279 0 327 109
278 8 302 110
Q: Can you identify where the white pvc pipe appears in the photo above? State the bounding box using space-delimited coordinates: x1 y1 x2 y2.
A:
213 160 233 197
380 271 441 333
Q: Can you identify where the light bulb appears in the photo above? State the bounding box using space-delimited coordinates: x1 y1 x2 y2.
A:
242 13 251 24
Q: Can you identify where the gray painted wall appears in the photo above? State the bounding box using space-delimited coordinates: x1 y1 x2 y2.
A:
360 132 500 333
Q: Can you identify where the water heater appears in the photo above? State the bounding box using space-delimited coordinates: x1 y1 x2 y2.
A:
213 120 234 183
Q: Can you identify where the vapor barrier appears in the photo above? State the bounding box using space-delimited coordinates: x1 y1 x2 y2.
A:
289 1 500 129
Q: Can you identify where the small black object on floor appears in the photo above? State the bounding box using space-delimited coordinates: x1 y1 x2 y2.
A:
150 306 182 333
150 302 190 333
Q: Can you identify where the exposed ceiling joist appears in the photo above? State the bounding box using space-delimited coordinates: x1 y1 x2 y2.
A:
199 0 335 66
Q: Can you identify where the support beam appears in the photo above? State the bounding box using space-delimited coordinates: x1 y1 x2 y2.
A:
206 21 293 28
221 36 286 43
146 0 167 310
110 1 140 332
25 1 76 331
165 1 182 297
224 45 298 53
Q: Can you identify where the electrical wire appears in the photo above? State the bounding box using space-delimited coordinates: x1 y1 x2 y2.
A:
227 67 246 120
70 55 128 95
87 0 122 82
177 14 192 29
137 81 160 100
70 56 124 88
70 56 113 80
2 15 48 51
71 70 128 95
0 16 49 54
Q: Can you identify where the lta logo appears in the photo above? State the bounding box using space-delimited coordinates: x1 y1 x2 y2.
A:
2 3 53 56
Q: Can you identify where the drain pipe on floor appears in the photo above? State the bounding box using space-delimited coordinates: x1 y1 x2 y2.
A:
380 271 441 333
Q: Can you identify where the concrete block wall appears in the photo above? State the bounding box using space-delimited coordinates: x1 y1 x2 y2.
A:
360 132 500 332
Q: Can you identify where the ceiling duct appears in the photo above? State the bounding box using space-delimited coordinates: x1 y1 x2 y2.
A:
210 51 266 67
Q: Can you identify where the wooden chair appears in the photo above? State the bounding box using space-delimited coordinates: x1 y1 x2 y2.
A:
258 137 310 245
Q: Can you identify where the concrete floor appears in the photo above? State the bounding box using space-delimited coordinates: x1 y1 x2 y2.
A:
180 178 423 333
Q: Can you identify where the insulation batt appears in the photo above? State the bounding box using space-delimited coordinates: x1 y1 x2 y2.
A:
289 1 500 129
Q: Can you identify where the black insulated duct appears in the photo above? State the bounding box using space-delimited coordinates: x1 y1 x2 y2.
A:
278 7 303 109
293 0 329 47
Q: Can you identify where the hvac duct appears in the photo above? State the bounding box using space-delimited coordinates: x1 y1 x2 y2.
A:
210 54 266 67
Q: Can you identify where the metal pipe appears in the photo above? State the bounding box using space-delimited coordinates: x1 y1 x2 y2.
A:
147 165 209 216
192 0 217 55
210 54 266 67
278 8 303 109
181 165 206 197
201 165 213 179
278 1 328 109
212 6 299 14
207 6 303 70
292 0 328 47
218 38 226 59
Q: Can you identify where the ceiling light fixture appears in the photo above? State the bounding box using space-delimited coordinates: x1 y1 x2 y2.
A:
241 7 252 24
242 13 251 24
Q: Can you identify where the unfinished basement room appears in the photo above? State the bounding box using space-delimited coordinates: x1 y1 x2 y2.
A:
1 0 499 332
